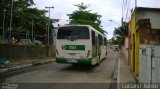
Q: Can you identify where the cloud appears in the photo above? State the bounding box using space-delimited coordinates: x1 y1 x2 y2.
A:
138 0 160 8
33 0 160 39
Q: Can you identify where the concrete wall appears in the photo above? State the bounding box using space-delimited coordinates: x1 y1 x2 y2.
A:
0 44 55 60
139 45 160 83
139 45 152 83
152 46 160 83
124 37 129 62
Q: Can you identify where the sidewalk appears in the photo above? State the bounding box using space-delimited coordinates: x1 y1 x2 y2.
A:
118 53 137 83
0 58 55 74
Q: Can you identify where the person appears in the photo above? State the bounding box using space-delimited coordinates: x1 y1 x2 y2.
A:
49 25 56 45
11 35 16 44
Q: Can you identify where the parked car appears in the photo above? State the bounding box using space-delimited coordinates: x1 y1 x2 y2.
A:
34 40 42 45
114 47 119 51
21 39 32 45
113 45 119 51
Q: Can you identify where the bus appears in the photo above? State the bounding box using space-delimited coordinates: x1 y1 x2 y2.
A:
55 25 107 65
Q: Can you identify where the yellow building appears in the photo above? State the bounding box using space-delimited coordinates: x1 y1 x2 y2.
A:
129 7 160 79
130 10 139 77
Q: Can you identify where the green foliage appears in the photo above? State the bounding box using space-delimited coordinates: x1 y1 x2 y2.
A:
67 2 106 34
17 8 49 35
74 2 89 11
110 37 119 45
0 0 57 35
114 22 128 37
113 22 128 46
0 0 35 30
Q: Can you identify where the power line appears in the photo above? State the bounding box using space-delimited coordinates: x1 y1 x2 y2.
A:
122 0 124 22
122 0 129 22
125 0 131 22
122 0 126 26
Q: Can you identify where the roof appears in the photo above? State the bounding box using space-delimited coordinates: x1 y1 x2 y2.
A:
137 7 160 11
131 7 160 15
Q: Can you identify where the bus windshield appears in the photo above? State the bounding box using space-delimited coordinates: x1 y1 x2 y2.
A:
57 26 90 40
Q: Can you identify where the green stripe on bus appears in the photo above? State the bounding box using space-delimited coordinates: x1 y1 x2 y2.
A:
77 58 92 65
61 45 85 51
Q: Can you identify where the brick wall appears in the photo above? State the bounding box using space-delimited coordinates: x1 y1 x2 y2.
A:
138 19 160 44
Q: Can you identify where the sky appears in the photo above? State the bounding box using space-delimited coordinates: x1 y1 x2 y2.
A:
33 0 160 39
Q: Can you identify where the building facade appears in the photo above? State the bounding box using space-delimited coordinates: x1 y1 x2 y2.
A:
129 7 160 82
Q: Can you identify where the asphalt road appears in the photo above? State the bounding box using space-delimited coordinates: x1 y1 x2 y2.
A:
0 49 119 89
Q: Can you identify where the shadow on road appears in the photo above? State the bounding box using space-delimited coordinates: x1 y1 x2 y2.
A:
60 64 96 73
59 57 109 73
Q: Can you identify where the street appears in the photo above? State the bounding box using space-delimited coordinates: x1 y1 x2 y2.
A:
0 49 119 89
1 0 160 88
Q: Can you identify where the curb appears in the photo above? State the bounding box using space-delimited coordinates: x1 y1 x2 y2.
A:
0 60 55 74
110 56 119 89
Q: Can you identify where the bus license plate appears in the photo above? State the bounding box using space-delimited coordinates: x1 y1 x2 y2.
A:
68 59 77 63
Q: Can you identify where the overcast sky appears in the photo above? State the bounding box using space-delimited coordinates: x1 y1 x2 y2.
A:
33 0 160 39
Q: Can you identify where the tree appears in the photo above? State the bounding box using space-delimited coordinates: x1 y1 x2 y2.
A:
16 8 49 35
0 0 57 35
67 2 107 34
0 0 35 30
113 22 128 45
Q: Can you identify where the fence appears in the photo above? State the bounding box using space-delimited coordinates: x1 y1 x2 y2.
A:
0 44 55 60
139 45 160 83
0 30 55 46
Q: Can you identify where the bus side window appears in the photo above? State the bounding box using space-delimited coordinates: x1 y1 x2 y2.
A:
91 30 96 45
96 36 98 45
102 37 104 46
104 38 107 46
98 34 102 46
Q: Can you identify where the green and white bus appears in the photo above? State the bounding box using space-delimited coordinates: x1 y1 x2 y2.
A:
55 25 107 65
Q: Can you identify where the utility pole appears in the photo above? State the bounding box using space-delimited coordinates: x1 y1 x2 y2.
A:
135 0 137 23
134 0 137 36
121 0 124 28
9 0 14 44
31 16 34 44
9 0 18 44
45 6 54 45
3 9 6 39
135 0 137 8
